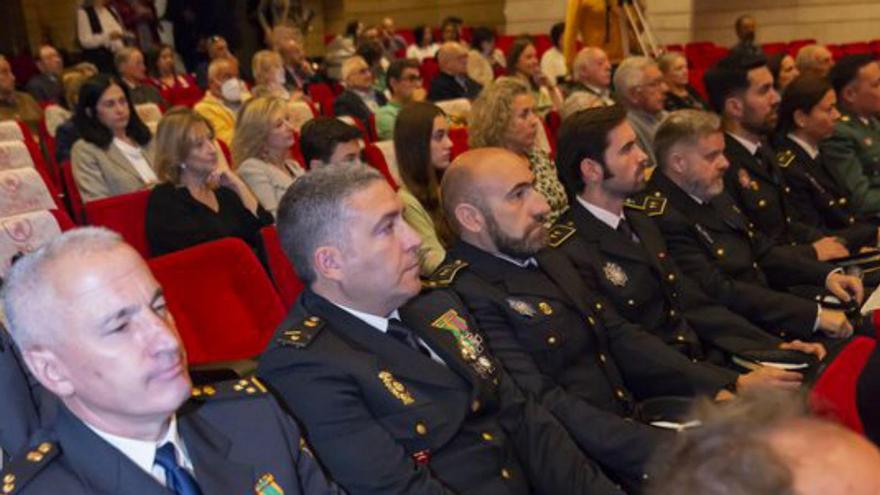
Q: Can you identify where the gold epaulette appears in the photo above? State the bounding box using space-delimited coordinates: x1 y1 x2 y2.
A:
548 221 576 248
423 259 468 288
191 376 269 400
0 441 58 494
777 149 795 168
625 194 667 216
278 315 324 348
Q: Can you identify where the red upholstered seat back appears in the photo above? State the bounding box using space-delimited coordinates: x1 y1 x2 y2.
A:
84 189 151 258
60 161 85 223
148 238 285 364
260 226 305 308
363 143 398 189
810 336 876 434
448 127 469 160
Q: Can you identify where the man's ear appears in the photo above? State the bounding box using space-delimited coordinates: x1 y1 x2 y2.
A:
579 157 604 184
454 203 485 235
23 347 75 398
667 147 687 176
724 95 744 121
313 246 344 282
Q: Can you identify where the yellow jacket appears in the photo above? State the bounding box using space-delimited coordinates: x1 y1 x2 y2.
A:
563 0 625 66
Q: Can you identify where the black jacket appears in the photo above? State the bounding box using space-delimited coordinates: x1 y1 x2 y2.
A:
428 72 483 102
0 328 40 465
332 89 387 128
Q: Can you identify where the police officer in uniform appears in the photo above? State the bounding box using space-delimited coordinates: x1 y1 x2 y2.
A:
0 324 40 469
258 165 624 495
0 228 341 495
640 110 863 343
822 54 880 216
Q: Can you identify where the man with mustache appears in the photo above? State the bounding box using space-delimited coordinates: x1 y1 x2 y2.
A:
0 228 342 494
258 164 624 495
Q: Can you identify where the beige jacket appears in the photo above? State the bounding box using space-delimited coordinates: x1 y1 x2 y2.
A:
71 139 155 202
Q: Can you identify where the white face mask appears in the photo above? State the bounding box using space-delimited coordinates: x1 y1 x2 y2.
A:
273 68 287 86
220 77 243 102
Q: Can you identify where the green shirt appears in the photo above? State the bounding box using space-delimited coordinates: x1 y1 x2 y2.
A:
821 110 880 214
375 101 403 141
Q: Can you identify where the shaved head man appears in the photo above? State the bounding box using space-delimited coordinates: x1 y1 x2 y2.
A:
429 42 482 101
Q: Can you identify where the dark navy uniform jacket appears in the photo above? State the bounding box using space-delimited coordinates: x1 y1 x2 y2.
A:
258 288 624 495
0 328 40 466
0 377 341 495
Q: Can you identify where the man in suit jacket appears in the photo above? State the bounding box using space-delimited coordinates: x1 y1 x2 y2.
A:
640 109 863 343
333 56 387 128
0 228 341 494
25 45 65 106
258 164 625 494
429 42 483 102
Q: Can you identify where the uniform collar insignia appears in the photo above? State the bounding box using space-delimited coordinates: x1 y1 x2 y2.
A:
255 473 285 495
506 298 537 317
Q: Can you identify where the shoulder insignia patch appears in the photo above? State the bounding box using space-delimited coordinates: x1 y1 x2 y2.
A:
191 376 269 400
0 441 59 494
423 259 468 288
548 221 576 248
625 196 667 216
777 149 795 168
278 315 324 348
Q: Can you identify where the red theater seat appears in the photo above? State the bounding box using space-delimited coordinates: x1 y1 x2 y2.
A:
261 226 305 308
449 127 469 160
363 143 399 189
148 237 285 364
810 336 876 434
419 58 441 92
84 189 151 258
60 161 85 223
308 83 337 117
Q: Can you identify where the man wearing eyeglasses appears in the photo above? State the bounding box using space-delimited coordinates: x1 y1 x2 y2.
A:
613 56 669 165
376 58 425 140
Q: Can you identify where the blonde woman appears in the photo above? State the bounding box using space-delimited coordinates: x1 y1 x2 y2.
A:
232 96 305 217
146 107 272 258
470 76 568 224
251 49 292 100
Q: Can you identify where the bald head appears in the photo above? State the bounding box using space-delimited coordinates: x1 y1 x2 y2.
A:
442 148 523 223
438 42 468 76
572 46 612 89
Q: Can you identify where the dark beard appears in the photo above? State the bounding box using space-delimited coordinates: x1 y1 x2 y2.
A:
485 214 549 260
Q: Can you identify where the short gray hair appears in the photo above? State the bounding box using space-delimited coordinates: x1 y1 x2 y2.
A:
613 56 655 97
2 227 124 349
657 51 686 74
795 44 831 73
276 165 385 284
114 47 140 71
653 109 722 170
572 47 603 75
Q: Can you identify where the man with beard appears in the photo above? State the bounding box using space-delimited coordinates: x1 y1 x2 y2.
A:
704 52 849 262
438 147 803 490
641 109 863 343
258 164 625 495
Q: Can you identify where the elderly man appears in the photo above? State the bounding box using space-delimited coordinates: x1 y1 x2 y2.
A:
796 44 835 78
376 58 424 140
703 52 850 262
333 55 387 127
271 27 316 93
553 104 826 370
0 55 43 134
429 42 483 102
193 57 249 144
822 55 880 215
298 117 363 169
648 390 880 495
641 109 863 343
613 56 668 162
195 35 234 88
258 164 626 495
115 47 166 107
25 45 65 106
564 46 614 106
0 228 341 494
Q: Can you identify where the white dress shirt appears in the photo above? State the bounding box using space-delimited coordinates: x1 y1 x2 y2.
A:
727 131 760 156
113 137 157 184
576 195 623 229
335 303 446 365
787 133 820 160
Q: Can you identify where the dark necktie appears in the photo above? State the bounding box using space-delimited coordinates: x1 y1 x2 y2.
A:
154 442 202 495
617 217 638 243
387 318 430 357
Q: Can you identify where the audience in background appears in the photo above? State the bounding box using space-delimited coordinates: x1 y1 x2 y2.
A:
355 40 389 93
430 42 483 101
394 102 454 275
71 74 154 202
658 51 708 111
194 57 250 144
466 27 505 88
614 56 669 160
146 107 272 259
54 64 99 162
730 14 761 58
440 16 464 42
77 0 127 73
196 35 234 88
334 55 387 127
768 52 801 92
115 46 166 107
796 44 835 78
0 55 44 135
564 46 614 106
379 17 407 57
406 24 438 63
233 96 305 217
251 49 292 99
26 45 65 106
324 21 360 81
146 43 202 107
560 90 604 120
376 58 424 140
540 22 567 84
110 0 160 52
271 27 316 95
507 37 563 116
470 77 568 223
299 117 363 168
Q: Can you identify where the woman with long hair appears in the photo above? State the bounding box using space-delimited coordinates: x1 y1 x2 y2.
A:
506 37 563 116
146 43 202 107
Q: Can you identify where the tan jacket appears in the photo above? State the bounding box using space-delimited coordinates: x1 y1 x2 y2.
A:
71 139 155 202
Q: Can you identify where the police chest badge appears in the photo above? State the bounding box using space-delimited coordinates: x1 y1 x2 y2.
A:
603 262 628 287
507 298 537 317
432 309 495 378
255 473 284 495
379 371 415 405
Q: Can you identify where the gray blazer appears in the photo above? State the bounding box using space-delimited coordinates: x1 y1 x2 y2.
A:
237 157 302 217
70 139 154 202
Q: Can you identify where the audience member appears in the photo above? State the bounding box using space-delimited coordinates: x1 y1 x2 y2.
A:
71 74 155 202
730 14 761 58
195 35 234 88
796 44 834 79
565 47 614 106
614 56 668 161
0 56 43 135
379 16 407 57
540 22 567 84
507 37 563 116
767 52 800 92
440 15 464 42
194 57 250 144
25 45 65 106
250 49 292 100
334 55 387 127
376 58 424 140
299 117 362 168
429 42 483 102
232 96 305 217
648 390 880 495
146 108 272 259
77 0 127 73
470 77 568 223
54 64 99 163
323 21 359 81
559 90 604 120
466 27 506 88
405 25 438 63
257 163 625 495
116 47 167 108
146 43 202 108
110 0 160 52
355 40 389 93
659 51 707 111
394 102 453 274
822 54 880 215
271 27 316 95
0 228 342 494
